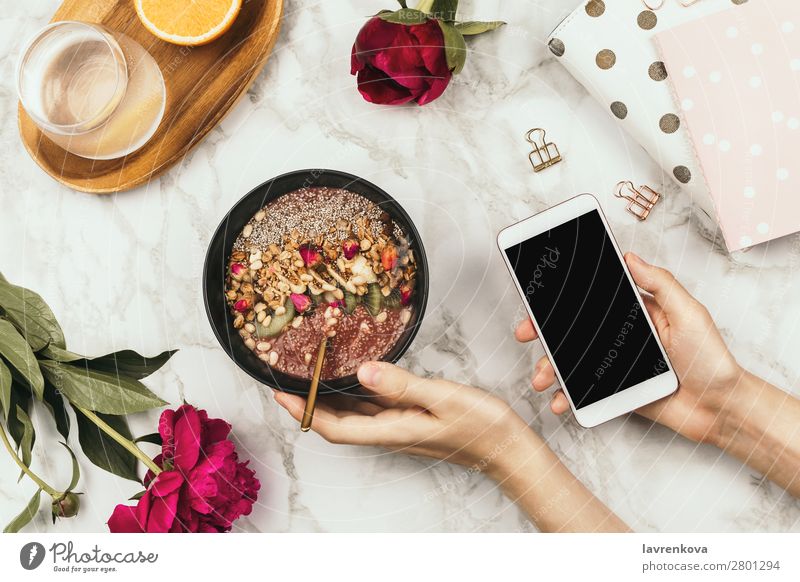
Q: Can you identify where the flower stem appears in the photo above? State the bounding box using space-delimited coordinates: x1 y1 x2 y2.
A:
0 421 60 497
415 0 435 13
74 406 162 477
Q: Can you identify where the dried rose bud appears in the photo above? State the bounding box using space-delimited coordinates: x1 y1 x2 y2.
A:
291 293 312 313
231 263 247 279
234 299 250 313
400 284 412 306
299 244 323 268
52 492 81 519
342 239 359 260
382 245 398 271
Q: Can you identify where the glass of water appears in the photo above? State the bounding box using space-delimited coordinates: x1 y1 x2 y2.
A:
17 21 166 160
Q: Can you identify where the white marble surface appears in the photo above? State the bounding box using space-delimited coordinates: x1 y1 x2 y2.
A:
1 0 799 533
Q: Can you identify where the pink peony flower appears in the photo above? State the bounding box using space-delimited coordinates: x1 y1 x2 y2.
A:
230 263 246 279
299 244 323 268
291 293 312 313
107 405 260 533
399 283 413 306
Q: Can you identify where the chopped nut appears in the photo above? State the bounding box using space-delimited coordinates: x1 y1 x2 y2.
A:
254 302 267 313
257 311 267 323
326 330 337 338
360 239 371 251
254 210 266 222
400 309 411 324
326 317 338 327
275 305 286 316
242 224 253 238
244 338 256 350
244 323 256 333
292 316 303 329
250 260 263 270
375 311 388 323
256 342 272 352
304 353 313 365
269 351 279 366
233 314 245 329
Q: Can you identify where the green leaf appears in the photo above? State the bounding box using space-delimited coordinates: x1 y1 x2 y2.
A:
377 8 429 25
16 405 35 482
430 0 458 21
455 21 506 35
59 442 80 492
72 406 139 482
437 20 467 73
134 432 162 446
0 276 65 351
6 383 31 448
40 346 176 379
41 379 70 440
0 319 44 400
39 343 84 363
0 360 10 419
40 360 167 415
129 490 146 501
3 488 42 533
85 349 177 380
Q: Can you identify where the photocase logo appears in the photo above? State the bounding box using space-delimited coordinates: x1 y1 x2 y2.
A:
19 542 46 570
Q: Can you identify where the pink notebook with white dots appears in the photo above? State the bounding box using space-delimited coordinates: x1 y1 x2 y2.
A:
655 0 800 251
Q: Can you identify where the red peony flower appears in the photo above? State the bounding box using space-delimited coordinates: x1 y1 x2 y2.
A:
351 17 451 106
107 405 260 533
350 3 505 106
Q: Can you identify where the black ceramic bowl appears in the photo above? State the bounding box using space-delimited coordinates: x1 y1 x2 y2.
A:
203 169 429 396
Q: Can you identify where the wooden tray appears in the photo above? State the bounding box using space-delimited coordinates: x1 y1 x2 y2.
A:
18 0 284 194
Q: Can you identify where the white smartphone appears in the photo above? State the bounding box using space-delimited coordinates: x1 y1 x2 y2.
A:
497 194 678 428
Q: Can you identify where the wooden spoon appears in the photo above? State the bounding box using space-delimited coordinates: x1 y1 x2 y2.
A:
301 337 327 432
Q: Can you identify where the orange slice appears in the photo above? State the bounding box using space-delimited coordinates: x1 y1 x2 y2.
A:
135 0 243 46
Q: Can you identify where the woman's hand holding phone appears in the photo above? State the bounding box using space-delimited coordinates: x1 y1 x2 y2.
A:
519 253 800 497
517 252 742 445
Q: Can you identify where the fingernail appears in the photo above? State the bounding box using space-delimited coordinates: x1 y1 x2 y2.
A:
628 252 645 266
358 362 380 386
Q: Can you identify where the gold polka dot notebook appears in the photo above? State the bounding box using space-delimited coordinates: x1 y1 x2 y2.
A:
655 0 800 251
548 0 754 244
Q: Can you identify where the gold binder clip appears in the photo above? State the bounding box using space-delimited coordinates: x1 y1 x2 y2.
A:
614 181 661 221
526 128 562 173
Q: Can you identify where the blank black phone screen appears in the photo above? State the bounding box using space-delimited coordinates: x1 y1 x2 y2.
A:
505 210 668 409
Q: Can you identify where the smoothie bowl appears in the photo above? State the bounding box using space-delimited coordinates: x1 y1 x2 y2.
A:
203 170 429 395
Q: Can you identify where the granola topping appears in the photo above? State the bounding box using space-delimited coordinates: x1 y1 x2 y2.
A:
226 187 417 381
